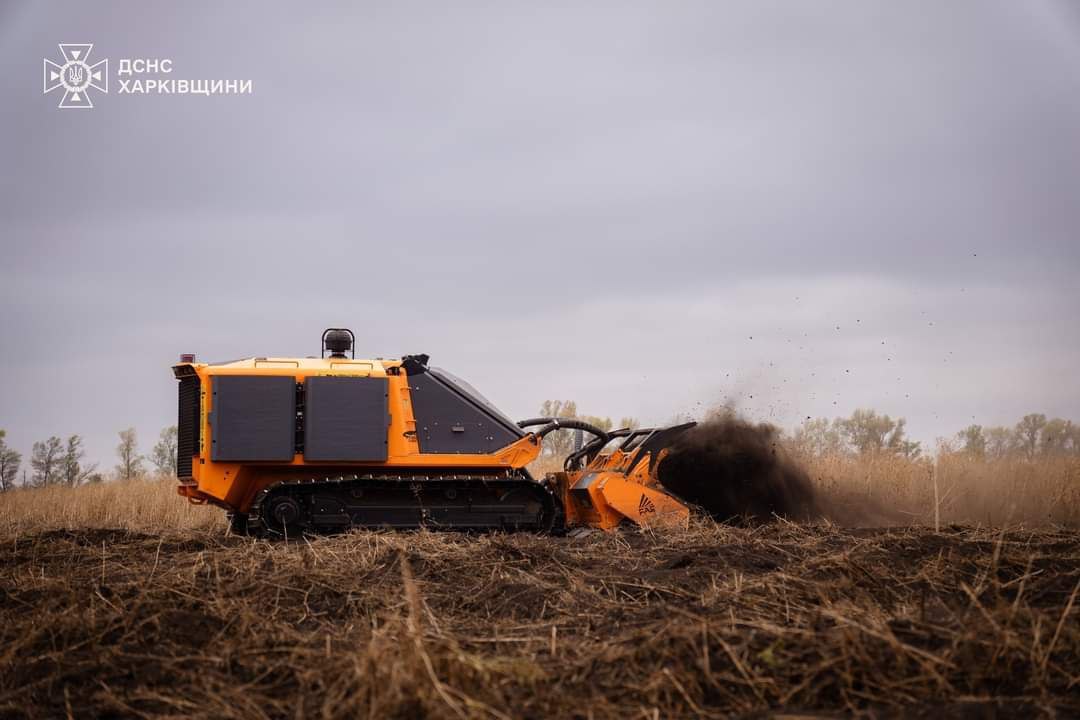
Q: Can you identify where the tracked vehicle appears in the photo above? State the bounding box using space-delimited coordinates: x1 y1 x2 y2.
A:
174 329 695 536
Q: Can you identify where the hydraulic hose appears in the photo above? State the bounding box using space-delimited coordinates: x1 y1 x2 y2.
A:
517 417 555 429
533 418 610 444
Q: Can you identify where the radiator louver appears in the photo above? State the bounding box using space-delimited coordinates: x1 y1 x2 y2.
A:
177 376 200 478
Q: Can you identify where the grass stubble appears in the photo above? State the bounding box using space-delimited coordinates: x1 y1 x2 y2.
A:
1 441 1078 718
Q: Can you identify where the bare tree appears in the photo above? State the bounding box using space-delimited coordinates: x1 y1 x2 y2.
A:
1015 414 1047 460
0 430 21 492
115 428 144 481
1039 418 1074 456
957 424 986 458
793 417 846 457
31 436 64 487
1070 424 1080 457
839 409 893 455
61 435 97 487
838 409 920 458
984 426 1016 459
538 400 577 422
150 426 178 477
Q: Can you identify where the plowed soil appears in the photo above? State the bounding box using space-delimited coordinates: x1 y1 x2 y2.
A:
2 522 1079 719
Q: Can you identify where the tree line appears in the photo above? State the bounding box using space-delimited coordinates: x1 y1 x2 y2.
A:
537 401 1080 463
792 409 922 458
0 426 178 492
947 414 1080 460
792 410 1080 460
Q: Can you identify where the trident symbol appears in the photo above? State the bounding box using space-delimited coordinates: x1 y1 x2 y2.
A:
43 43 108 109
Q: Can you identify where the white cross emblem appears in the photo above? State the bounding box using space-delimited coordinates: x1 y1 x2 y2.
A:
43 44 108 109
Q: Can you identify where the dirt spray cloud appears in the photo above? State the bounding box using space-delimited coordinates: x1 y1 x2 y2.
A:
657 412 819 522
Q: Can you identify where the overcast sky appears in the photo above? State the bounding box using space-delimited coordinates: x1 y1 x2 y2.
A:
2 1 1079 471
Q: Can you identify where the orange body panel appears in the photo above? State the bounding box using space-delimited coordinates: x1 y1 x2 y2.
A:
555 444 689 531
176 357 540 512
592 474 688 529
560 471 688 530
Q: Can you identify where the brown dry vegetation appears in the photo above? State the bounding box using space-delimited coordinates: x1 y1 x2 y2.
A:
801 453 1080 528
0 478 224 535
1 466 1079 719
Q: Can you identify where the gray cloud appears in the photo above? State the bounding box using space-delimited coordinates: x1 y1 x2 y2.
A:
1 0 1079 467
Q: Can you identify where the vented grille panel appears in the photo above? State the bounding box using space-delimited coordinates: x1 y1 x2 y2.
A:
177 376 200 478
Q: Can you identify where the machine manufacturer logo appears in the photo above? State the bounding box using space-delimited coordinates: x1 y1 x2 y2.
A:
43 44 108 109
638 494 656 515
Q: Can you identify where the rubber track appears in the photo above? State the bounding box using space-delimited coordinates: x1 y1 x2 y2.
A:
241 472 558 537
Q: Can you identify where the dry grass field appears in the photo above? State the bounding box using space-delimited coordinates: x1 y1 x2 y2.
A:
800 453 1080 529
1 460 1079 719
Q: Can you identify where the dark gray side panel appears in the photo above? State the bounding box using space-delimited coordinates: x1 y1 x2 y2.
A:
409 373 521 454
304 376 389 461
210 376 296 462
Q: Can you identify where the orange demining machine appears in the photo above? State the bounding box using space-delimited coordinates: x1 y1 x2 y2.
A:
173 329 694 536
